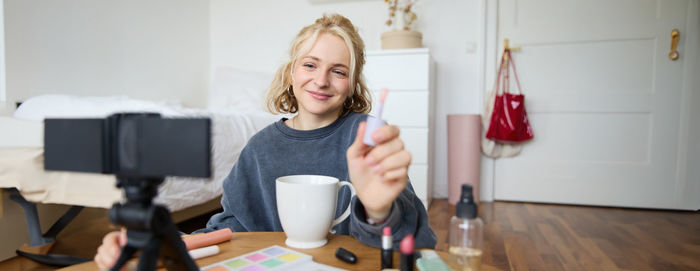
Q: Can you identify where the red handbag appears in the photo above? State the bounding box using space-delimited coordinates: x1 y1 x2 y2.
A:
485 50 534 143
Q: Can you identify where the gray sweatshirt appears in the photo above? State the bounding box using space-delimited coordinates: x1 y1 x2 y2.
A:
198 112 437 249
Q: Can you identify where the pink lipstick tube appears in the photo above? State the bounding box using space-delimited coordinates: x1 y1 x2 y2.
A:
400 234 414 271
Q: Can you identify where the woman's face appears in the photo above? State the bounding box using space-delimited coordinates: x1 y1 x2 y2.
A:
291 33 351 121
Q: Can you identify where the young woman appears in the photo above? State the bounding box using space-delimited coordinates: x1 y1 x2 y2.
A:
95 14 436 269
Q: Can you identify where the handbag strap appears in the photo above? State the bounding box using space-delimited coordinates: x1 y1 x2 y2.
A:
505 50 524 95
503 52 510 95
494 52 507 95
492 49 524 96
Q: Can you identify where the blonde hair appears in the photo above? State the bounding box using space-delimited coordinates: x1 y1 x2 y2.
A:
266 14 371 116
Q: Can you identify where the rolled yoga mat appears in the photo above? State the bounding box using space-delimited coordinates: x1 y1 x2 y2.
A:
447 114 482 204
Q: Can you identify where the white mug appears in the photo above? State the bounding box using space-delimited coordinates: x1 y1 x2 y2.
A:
276 175 356 249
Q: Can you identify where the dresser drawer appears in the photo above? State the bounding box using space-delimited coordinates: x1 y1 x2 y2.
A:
408 164 430 209
370 90 428 127
364 53 430 90
401 128 428 164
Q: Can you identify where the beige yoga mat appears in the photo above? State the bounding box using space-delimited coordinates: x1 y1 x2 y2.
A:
447 114 482 204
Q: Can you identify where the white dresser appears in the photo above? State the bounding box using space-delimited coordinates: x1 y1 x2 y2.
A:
363 48 435 208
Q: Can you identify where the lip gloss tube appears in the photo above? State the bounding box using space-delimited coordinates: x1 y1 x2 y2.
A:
382 226 393 269
400 234 414 271
364 88 389 146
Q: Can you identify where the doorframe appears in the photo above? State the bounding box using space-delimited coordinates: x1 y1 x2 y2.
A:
478 0 700 208
477 0 499 202
676 0 700 210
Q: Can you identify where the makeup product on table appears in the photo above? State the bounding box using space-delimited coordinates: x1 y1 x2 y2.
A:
183 228 233 250
363 88 389 146
189 245 220 260
416 250 450 271
335 247 357 264
201 245 345 271
448 184 484 271
381 226 393 269
400 234 414 271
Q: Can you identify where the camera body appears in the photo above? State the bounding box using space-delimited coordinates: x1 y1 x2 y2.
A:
44 113 211 179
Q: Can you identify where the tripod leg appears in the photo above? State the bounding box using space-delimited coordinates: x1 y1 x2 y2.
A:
110 245 137 271
137 239 161 271
160 213 198 271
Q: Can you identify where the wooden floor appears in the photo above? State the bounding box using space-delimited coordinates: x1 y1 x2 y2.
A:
429 200 700 271
1 200 699 270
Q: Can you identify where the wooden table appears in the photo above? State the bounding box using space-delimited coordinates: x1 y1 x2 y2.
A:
59 232 449 270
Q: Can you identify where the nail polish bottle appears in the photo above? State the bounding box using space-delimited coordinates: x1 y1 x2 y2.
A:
448 184 483 271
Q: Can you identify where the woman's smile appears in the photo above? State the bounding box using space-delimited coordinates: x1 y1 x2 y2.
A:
307 90 333 101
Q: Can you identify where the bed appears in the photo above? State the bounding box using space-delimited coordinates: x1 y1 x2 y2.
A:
0 67 279 265
0 108 276 215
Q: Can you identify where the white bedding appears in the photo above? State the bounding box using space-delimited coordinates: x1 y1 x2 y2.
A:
2 66 278 212
155 111 276 211
0 109 277 212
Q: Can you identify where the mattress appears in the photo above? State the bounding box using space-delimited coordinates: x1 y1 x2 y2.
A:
0 112 277 212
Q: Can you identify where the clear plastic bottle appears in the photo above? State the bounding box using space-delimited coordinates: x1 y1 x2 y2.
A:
448 184 484 271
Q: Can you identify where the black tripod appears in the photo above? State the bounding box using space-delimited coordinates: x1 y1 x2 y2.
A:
109 177 198 271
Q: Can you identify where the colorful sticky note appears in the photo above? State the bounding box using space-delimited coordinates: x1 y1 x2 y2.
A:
241 265 265 271
278 253 301 262
225 259 249 268
263 247 286 256
261 258 284 268
245 253 268 262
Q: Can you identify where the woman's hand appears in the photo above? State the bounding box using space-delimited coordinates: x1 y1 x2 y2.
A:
347 121 412 222
94 229 127 270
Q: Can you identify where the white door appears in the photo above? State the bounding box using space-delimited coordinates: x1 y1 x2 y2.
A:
493 0 694 209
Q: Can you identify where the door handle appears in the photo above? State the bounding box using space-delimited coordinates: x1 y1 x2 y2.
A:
669 29 680 61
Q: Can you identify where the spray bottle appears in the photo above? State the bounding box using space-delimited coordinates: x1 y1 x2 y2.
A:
448 184 483 271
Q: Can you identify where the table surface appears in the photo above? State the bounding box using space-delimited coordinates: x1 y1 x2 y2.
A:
59 232 451 271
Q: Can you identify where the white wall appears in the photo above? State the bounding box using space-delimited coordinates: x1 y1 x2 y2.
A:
210 0 481 198
0 0 210 261
3 0 210 111
0 0 5 103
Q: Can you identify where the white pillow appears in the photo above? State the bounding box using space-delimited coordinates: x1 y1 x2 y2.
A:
14 95 185 121
208 66 273 114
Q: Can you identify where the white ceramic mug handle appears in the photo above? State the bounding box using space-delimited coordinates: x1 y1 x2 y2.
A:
329 181 356 234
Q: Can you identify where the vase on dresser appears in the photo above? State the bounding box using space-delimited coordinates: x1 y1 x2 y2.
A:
381 30 422 49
